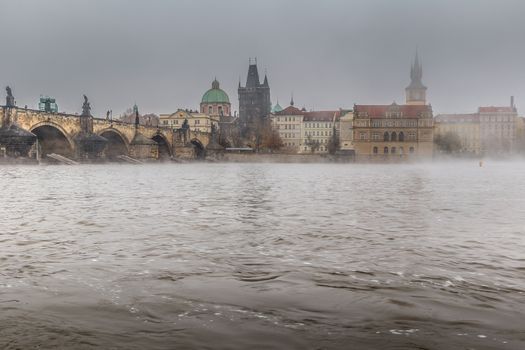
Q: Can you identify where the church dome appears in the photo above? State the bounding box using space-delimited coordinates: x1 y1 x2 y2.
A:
201 79 230 104
271 101 283 113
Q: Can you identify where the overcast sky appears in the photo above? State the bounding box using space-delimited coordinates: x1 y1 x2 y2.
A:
0 0 524 116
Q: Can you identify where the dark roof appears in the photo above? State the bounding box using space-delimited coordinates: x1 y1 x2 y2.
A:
274 106 304 115
354 104 431 118
303 111 340 121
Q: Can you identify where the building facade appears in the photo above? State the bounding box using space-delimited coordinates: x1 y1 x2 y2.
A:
353 103 434 159
478 101 517 154
434 97 518 156
238 60 271 137
434 114 481 155
159 109 219 133
269 101 340 154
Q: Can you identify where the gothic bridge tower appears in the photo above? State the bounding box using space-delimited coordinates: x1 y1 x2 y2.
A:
238 59 271 137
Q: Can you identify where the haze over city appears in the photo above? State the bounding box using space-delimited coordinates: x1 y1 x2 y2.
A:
1 0 525 116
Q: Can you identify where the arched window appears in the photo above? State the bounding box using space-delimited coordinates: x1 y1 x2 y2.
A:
399 147 404 155
391 147 397 154
218 106 223 115
373 146 378 154
208 106 212 114
383 132 390 141
409 147 415 154
399 132 404 142
391 132 397 142
384 146 389 154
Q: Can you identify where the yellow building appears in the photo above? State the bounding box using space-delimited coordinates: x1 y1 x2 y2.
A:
300 110 339 154
353 103 434 160
269 104 304 152
159 109 219 133
434 114 481 154
269 103 340 154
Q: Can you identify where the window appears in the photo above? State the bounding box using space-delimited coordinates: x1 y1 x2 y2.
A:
208 106 212 114
360 132 366 140
384 147 389 154
373 146 378 154
384 132 390 142
409 147 415 154
391 147 397 154
391 132 397 142
399 132 404 142
218 106 223 114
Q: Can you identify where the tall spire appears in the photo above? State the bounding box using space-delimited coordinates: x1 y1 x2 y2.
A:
290 93 294 106
406 49 427 105
410 49 423 83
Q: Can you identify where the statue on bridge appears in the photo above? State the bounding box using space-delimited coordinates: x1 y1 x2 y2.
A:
5 86 15 107
82 95 91 116
180 118 190 144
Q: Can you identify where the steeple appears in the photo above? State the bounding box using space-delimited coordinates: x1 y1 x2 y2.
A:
405 50 427 105
263 74 268 87
290 93 294 106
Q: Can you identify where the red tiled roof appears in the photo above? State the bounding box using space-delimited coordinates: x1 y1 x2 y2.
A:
434 113 480 123
303 110 340 121
274 106 304 115
478 106 515 113
354 104 431 118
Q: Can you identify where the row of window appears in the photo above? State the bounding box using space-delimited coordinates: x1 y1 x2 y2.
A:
373 146 415 155
306 130 332 137
360 131 416 141
202 105 228 115
371 120 418 128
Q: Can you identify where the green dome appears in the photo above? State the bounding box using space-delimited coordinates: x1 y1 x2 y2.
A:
201 79 230 104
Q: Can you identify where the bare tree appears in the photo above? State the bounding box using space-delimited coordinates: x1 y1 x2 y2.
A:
305 134 320 154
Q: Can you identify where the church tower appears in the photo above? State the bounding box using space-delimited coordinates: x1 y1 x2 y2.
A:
405 51 427 105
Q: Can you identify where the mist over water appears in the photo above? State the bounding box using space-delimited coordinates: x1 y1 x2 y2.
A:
1 162 525 349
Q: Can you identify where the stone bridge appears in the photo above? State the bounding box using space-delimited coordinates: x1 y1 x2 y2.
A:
0 106 211 160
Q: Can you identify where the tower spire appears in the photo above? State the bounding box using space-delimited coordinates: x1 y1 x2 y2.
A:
290 93 294 106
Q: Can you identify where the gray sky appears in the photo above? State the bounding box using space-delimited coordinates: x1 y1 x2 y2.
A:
0 0 524 116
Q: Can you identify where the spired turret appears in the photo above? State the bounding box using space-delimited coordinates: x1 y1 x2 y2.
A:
405 51 427 105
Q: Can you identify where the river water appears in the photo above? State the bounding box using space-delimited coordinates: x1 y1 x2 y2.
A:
1 162 525 349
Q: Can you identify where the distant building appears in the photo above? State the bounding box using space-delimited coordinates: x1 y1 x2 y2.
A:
435 97 518 155
159 109 218 134
270 101 304 153
238 60 271 139
269 98 341 154
434 114 481 155
353 103 434 159
478 98 517 154
120 105 159 127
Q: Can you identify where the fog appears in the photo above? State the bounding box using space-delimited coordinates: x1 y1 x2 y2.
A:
0 0 524 116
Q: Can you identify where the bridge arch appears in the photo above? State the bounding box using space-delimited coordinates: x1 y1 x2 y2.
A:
191 138 206 159
98 128 130 159
152 133 172 159
30 121 75 158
